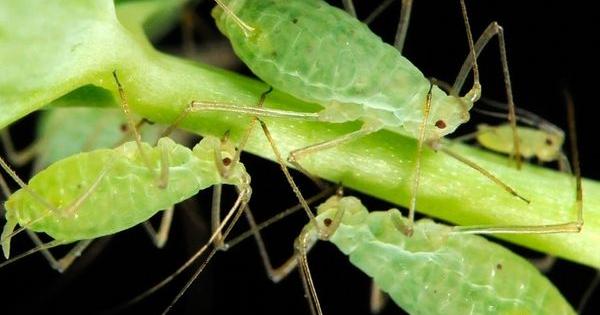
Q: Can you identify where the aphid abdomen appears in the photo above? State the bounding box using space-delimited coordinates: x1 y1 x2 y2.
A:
328 208 575 314
213 0 430 114
4 138 219 243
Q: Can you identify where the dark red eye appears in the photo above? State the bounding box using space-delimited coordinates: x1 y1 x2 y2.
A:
323 218 332 227
222 157 232 166
435 120 446 129
120 123 128 132
545 138 553 146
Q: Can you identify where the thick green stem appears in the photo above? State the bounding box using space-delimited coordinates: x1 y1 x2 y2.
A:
106 52 600 268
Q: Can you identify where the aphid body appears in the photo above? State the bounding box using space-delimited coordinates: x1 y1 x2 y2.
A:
212 0 475 141
2 136 250 257
299 196 575 314
476 123 564 162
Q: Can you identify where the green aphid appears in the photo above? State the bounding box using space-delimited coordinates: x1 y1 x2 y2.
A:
1 135 250 258
296 195 576 315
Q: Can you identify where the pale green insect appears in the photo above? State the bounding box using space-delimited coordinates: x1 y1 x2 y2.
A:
202 0 549 235
294 195 575 315
0 107 174 270
0 72 252 264
476 123 564 163
0 135 250 257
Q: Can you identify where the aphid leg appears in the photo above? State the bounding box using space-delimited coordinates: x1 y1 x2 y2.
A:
181 3 198 57
393 0 414 53
141 206 174 249
578 270 600 314
452 92 583 235
53 239 94 272
436 145 530 203
118 176 252 313
112 70 155 176
294 195 347 315
219 188 336 281
451 10 522 169
209 89 267 249
341 0 357 18
0 128 41 167
286 120 382 179
529 255 557 273
363 0 396 25
370 282 389 314
405 81 434 236
212 0 255 37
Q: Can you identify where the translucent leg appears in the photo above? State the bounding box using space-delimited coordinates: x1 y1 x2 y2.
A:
363 0 396 25
0 129 41 167
578 270 600 314
219 188 337 281
369 281 389 314
393 0 414 53
117 181 252 313
287 121 382 180
54 239 93 272
451 21 521 169
529 255 557 273
141 206 174 249
341 0 357 18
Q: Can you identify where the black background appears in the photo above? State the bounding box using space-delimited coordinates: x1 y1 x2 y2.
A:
2 1 599 314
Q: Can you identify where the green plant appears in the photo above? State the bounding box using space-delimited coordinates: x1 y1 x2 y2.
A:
1 0 598 268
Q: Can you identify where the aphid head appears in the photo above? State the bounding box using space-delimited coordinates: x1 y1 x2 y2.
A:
426 87 473 140
315 196 368 228
536 130 565 162
217 132 239 177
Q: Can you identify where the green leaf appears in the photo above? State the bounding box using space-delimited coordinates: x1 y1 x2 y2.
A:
1 0 599 269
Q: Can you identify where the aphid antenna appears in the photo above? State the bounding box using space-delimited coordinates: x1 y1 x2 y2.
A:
213 0 255 37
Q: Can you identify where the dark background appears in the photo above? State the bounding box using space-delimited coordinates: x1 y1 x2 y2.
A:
1 0 598 314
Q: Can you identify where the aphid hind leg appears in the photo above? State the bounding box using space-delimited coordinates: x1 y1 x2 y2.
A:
405 81 434 236
141 206 174 249
451 21 522 169
286 120 382 179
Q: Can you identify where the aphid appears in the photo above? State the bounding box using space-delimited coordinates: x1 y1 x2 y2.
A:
0 72 252 272
200 0 553 236
291 194 577 314
465 99 570 171
0 107 187 270
284 90 582 315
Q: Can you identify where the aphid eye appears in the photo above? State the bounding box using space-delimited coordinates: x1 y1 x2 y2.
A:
222 157 232 166
434 120 446 129
323 218 332 227
120 123 128 132
496 263 503 270
292 18 298 24
545 138 553 146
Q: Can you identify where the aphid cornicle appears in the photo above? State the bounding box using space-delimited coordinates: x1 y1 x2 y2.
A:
295 195 576 314
0 135 250 258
